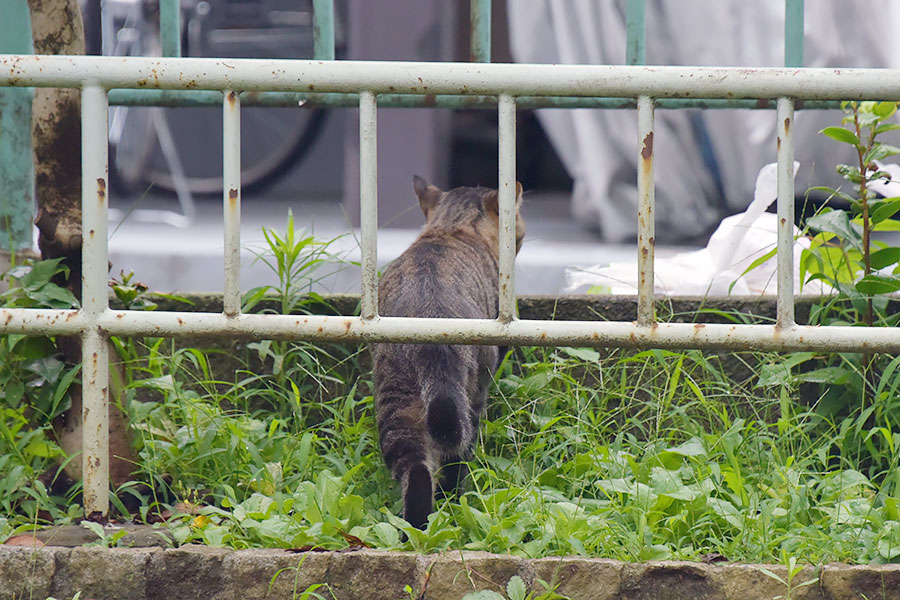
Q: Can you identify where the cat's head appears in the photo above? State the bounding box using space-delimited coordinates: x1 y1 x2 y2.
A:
412 176 525 254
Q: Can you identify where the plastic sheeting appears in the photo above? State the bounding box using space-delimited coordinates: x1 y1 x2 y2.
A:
508 0 900 242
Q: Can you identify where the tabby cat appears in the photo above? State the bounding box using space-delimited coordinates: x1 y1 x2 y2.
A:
372 175 525 529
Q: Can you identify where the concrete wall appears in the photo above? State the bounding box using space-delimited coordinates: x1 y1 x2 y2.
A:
1 545 897 600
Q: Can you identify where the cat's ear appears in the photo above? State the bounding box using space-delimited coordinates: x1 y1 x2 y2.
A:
413 175 442 218
482 182 524 215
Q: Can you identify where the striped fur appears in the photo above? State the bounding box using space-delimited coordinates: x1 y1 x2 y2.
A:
372 176 525 529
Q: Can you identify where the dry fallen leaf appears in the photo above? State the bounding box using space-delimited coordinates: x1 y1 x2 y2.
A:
339 530 372 549
4 535 44 547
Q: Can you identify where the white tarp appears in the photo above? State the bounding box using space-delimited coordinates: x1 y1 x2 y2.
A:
507 0 900 243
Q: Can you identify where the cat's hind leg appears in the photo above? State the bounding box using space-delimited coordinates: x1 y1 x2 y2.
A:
436 457 468 500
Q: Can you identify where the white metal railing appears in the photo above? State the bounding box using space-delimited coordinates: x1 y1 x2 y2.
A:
2 54 900 515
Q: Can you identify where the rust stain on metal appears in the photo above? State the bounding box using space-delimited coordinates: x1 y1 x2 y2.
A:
641 247 649 257
4 314 11 326
694 323 706 330
229 188 238 201
177 318 184 325
227 90 237 105
641 132 654 160
784 117 791 134
317 326 323 333
648 237 655 247
777 136 781 151
345 321 352 332
781 218 787 225
97 178 106 201
116 314 123 319
89 229 95 238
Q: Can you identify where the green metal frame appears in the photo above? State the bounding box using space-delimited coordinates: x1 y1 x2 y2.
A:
107 0 814 109
0 0 34 252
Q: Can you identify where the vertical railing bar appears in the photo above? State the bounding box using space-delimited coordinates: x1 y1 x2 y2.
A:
776 97 796 328
80 84 110 518
784 0 805 68
312 0 336 61
636 95 656 326
625 0 646 66
223 90 241 317
359 91 378 320
470 0 491 63
497 94 517 323
159 0 181 58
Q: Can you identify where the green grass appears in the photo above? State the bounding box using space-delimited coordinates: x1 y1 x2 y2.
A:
5 332 898 565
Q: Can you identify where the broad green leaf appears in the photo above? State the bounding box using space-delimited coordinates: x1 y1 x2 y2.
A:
872 218 900 232
21 259 67 289
24 439 56 458
870 247 900 270
873 101 898 119
855 274 900 295
507 576 527 600
793 367 851 385
870 198 900 225
865 143 900 164
806 210 863 251
665 438 707 459
558 347 601 362
706 497 743 529
820 126 860 146
756 352 816 387
875 122 900 134
462 592 506 600
28 284 79 309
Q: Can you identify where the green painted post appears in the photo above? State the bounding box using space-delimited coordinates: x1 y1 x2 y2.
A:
159 0 181 57
312 0 335 61
625 0 646 66
0 0 35 253
470 0 491 63
784 0 804 67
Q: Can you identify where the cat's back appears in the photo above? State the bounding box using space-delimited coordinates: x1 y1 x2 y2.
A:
379 232 498 321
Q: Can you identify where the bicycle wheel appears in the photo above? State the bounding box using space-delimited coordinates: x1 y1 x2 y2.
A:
89 0 161 196
139 0 333 197
142 103 328 197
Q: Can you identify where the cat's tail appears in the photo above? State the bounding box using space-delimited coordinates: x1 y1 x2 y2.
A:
421 346 474 454
376 381 434 530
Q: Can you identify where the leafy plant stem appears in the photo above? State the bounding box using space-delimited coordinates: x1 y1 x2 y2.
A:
852 108 874 329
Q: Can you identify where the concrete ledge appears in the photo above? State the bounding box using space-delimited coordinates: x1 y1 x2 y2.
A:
3 546 899 600
146 293 809 323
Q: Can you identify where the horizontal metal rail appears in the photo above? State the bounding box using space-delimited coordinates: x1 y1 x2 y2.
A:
103 89 843 110
2 309 900 353
3 55 900 101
